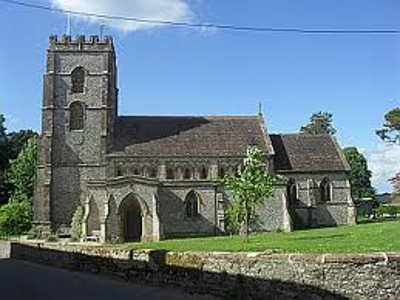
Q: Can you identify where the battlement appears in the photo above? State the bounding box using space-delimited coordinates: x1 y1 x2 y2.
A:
49 35 114 51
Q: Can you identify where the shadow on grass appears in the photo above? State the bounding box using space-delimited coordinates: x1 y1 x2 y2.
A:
9 243 349 300
357 217 399 225
291 233 351 241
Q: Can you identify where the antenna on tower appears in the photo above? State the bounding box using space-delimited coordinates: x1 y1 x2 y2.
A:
100 21 106 39
258 101 263 117
66 13 71 35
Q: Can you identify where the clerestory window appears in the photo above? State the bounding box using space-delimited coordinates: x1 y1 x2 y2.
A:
200 167 208 180
183 168 191 180
166 168 175 180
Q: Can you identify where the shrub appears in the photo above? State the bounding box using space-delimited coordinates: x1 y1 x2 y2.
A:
46 234 58 243
375 204 400 218
70 205 83 241
26 227 41 240
0 199 32 236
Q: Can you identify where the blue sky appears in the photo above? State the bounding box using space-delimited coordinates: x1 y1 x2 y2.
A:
0 0 399 192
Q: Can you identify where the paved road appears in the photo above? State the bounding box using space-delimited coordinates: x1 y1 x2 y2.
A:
0 259 216 300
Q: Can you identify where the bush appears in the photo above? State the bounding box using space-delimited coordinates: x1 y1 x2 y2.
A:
0 199 31 236
70 205 83 241
26 227 41 240
46 234 58 243
375 204 400 218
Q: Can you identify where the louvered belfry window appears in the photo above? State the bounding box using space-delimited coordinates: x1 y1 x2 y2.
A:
71 66 85 93
69 101 85 130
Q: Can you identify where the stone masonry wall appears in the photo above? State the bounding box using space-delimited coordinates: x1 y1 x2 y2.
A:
0 241 10 259
4 242 400 299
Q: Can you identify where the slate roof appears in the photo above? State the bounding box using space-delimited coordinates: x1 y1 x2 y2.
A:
113 116 273 157
270 134 350 173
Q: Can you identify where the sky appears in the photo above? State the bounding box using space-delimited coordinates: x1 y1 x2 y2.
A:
0 0 399 192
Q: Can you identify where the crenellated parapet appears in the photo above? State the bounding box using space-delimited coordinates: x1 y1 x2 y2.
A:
49 35 114 51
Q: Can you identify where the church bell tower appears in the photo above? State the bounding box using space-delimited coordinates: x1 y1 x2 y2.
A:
34 35 118 233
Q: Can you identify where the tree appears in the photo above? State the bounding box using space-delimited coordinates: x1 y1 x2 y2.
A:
0 114 8 170
0 137 38 236
220 146 281 239
300 111 337 135
376 107 400 198
7 130 38 162
343 147 375 199
0 114 37 205
390 172 400 194
376 107 400 144
6 137 38 202
0 114 6 139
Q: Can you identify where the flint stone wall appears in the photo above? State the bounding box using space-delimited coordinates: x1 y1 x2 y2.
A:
5 242 400 299
0 241 10 259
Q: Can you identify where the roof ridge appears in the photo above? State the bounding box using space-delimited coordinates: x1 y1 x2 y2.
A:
276 133 335 137
118 115 259 119
330 135 351 172
257 115 275 155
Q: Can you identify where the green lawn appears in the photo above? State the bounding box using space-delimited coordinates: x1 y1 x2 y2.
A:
120 220 400 253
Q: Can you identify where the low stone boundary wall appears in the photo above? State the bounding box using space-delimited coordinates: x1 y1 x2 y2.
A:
4 242 400 299
0 241 10 259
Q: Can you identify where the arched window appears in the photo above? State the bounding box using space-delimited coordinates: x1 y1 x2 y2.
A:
200 167 208 180
166 168 175 180
116 165 124 177
149 168 157 178
218 167 226 178
69 101 85 130
133 168 141 176
287 178 297 203
185 190 199 218
71 66 85 93
183 168 191 180
320 177 331 202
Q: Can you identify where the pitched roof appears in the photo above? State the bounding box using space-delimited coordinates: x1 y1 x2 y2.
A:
270 134 350 173
112 116 273 157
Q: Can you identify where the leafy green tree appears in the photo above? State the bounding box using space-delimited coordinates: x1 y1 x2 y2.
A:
8 130 38 163
390 172 400 194
0 115 6 138
6 137 38 201
0 114 8 172
376 107 400 144
300 111 337 135
343 147 375 198
0 138 38 235
220 146 281 238
0 115 10 205
0 137 38 236
376 108 400 198
0 115 37 205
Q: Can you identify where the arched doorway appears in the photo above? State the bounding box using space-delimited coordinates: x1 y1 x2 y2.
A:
119 194 143 242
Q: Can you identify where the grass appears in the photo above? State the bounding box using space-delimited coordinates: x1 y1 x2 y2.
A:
118 220 400 254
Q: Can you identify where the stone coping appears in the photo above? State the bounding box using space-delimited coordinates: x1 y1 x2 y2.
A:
15 241 400 264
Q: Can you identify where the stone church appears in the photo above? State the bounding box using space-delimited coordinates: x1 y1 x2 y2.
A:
33 35 356 243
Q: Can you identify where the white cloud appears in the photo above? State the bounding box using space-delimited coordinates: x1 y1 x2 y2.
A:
367 143 400 193
50 0 194 32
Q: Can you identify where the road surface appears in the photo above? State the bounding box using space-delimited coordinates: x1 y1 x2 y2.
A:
0 259 216 300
